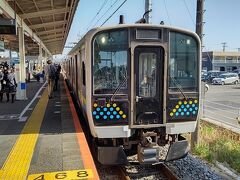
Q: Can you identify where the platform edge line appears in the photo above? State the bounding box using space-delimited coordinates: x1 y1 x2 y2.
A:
63 80 100 180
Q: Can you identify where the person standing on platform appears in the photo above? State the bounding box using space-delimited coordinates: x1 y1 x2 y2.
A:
8 67 17 103
0 66 10 102
0 66 3 102
45 60 56 99
54 64 61 91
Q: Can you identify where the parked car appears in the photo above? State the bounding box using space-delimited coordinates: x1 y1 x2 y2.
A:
212 73 239 85
202 70 225 82
232 69 240 78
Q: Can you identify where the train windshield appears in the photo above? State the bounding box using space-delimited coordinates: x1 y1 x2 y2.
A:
93 30 128 94
169 32 198 92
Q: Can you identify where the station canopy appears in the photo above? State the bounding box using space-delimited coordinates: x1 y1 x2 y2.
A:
0 0 79 55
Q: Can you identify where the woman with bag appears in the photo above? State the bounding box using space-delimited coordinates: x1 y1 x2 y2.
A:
0 66 3 102
0 66 9 102
7 67 17 103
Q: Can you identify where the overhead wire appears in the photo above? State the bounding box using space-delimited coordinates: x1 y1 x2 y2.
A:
101 0 128 26
163 0 172 25
85 0 109 31
182 0 195 25
76 0 119 40
92 0 120 28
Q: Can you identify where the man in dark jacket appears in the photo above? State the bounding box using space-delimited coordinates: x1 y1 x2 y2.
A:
44 60 56 99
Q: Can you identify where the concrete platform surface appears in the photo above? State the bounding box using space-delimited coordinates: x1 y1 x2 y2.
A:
0 79 99 180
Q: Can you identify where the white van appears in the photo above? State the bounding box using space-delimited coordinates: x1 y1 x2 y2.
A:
212 73 239 85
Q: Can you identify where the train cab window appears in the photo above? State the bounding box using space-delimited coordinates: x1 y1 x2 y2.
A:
93 30 128 94
138 53 157 97
168 32 198 92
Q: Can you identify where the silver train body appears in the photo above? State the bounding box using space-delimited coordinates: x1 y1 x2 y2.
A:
63 24 201 165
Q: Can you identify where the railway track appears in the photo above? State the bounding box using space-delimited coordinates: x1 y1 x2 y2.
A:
116 163 179 180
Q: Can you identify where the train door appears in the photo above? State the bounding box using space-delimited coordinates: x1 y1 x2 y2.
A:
75 54 78 94
134 46 164 125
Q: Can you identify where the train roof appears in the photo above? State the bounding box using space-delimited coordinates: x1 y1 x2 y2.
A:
68 23 200 55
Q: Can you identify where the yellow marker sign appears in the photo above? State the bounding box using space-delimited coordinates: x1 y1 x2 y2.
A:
28 169 93 180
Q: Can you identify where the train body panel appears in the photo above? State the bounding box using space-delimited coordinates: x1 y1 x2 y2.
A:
63 24 201 165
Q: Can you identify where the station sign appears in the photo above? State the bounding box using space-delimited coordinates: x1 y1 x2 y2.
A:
0 18 17 35
0 41 4 52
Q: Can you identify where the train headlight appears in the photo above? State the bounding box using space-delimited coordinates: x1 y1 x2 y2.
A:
101 36 106 44
186 39 191 45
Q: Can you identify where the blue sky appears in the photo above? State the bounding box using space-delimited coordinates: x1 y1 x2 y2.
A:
57 0 240 59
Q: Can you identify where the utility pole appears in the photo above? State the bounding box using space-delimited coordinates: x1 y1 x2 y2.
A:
221 42 227 52
191 0 205 150
145 0 152 23
195 0 204 43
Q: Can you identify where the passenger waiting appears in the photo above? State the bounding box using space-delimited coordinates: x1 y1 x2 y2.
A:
8 67 17 103
0 66 3 101
45 60 56 99
0 66 10 102
54 64 61 91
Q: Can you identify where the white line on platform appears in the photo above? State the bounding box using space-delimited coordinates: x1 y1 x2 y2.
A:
18 116 28 122
0 114 20 121
54 111 61 114
18 81 47 122
55 104 61 107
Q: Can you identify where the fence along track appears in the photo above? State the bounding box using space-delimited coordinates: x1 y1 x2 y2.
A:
203 99 240 127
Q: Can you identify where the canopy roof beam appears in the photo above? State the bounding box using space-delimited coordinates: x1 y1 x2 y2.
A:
37 28 64 36
44 38 63 43
29 20 66 29
0 0 52 56
20 7 70 19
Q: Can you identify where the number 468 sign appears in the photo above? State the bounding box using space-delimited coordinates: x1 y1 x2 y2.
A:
28 169 93 180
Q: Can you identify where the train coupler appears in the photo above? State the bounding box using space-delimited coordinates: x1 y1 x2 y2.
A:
137 144 160 164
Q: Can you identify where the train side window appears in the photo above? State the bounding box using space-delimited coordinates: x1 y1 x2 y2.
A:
82 62 86 86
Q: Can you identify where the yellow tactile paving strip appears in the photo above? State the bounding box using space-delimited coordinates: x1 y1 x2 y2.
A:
0 89 48 180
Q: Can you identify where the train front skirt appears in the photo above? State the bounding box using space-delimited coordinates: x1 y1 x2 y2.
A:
96 135 189 165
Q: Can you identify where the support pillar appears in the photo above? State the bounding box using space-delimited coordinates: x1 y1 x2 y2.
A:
16 21 27 100
38 44 43 67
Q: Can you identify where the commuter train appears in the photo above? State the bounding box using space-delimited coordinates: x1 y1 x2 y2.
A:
62 23 201 165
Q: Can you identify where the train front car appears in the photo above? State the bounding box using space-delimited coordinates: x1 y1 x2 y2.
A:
90 25 200 165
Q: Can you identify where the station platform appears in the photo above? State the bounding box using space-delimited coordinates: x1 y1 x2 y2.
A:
0 78 99 180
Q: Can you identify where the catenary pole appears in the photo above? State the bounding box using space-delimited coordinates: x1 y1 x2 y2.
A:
191 0 204 150
145 0 152 23
221 42 227 52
